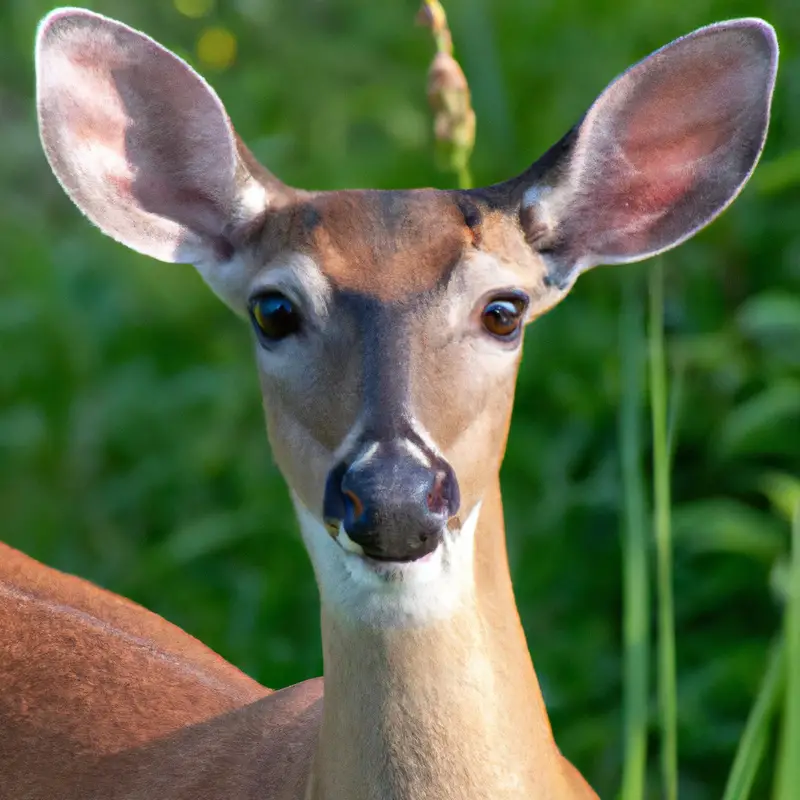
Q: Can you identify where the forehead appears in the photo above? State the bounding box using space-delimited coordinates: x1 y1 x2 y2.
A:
278 189 481 302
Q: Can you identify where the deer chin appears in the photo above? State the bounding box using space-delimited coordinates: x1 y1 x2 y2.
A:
292 495 482 627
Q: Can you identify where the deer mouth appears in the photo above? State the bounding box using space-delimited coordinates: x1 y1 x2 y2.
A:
332 524 442 567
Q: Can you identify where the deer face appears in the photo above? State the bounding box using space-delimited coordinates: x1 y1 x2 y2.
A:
35 9 777 624
243 191 545 561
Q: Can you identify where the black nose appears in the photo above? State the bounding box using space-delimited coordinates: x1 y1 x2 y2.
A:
323 440 460 562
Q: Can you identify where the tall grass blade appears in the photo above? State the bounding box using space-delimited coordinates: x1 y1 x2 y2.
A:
649 260 678 800
774 502 800 800
721 639 785 800
619 277 650 800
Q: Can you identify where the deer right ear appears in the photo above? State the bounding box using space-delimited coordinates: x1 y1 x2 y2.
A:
35 8 289 304
510 18 778 291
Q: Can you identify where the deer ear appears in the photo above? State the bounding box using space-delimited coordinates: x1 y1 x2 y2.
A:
35 8 287 274
512 19 778 290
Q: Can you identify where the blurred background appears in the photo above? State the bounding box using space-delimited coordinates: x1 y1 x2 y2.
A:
1 0 799 796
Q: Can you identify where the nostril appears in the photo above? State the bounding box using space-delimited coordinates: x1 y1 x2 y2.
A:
342 488 364 524
426 471 449 515
426 466 460 518
323 461 350 527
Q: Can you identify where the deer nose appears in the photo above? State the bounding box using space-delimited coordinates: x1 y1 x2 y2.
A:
323 440 460 562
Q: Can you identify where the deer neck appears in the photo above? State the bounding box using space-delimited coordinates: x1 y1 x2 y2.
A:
305 480 572 800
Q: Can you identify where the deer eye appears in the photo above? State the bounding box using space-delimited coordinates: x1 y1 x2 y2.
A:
250 292 302 343
481 295 528 340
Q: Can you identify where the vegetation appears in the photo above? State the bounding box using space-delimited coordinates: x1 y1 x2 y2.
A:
1 1 798 797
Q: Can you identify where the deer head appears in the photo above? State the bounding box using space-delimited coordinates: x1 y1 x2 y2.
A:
36 9 778 630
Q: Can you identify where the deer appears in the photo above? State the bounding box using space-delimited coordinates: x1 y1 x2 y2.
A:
0 6 778 799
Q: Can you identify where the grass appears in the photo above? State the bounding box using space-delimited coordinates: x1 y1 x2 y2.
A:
722 638 784 800
649 261 679 800
773 502 800 799
638 272 797 799
619 277 650 800
719 501 799 800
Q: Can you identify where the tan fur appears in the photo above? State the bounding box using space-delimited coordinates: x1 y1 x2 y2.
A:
247 188 564 523
231 189 594 800
302 191 469 299
310 483 596 800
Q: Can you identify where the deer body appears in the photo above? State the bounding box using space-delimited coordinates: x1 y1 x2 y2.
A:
1 493 583 800
0 541 319 800
1 7 778 799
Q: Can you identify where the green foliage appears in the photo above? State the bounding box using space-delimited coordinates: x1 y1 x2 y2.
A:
649 262 679 800
774 505 800 799
722 638 784 800
1 1 799 797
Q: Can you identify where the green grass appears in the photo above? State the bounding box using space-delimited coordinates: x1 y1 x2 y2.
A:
773 502 800 799
632 274 797 800
722 638 784 800
634 271 797 800
619 278 650 800
649 261 679 800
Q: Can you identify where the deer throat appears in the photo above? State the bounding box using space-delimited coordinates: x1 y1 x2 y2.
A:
305 486 574 800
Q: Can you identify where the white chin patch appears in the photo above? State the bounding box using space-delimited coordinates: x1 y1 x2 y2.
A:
292 496 482 628
335 528 365 556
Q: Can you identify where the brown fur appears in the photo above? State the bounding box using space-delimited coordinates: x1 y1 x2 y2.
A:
300 190 472 300
227 190 595 797
0 542 322 800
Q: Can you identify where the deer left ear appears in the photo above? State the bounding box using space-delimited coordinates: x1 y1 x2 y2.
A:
34 7 294 313
509 18 778 291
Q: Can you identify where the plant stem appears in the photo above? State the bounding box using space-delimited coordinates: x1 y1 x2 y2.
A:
722 638 785 800
457 163 473 191
619 277 650 800
419 1 475 190
774 502 800 800
649 260 678 800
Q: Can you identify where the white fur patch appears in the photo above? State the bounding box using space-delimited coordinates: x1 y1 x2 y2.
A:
293 496 482 628
195 251 330 319
403 418 445 461
350 440 379 468
398 437 431 467
336 528 365 556
521 183 551 212
239 179 269 219
194 251 252 314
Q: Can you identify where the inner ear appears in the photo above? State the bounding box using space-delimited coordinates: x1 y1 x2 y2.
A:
500 19 778 290
35 8 290 271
